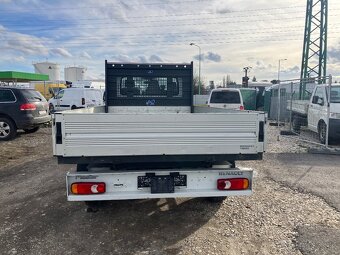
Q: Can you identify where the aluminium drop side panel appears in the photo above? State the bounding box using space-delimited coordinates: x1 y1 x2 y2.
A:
52 113 65 156
56 112 262 157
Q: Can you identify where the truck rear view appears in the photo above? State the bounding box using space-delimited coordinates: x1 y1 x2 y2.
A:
52 61 266 203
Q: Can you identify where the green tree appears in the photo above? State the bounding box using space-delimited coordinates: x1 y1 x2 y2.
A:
193 76 206 94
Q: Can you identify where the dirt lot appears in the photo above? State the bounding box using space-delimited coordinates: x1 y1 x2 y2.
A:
1 126 340 255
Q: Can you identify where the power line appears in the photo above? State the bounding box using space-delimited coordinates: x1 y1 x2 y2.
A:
2 36 340 50
0 2 303 13
0 0 212 13
2 27 340 42
0 7 314 25
1 23 340 42
0 16 313 33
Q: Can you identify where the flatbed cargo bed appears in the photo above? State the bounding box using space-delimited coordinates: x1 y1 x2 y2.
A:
53 106 265 164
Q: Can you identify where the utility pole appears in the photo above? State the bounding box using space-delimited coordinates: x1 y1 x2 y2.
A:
300 0 328 98
242 66 252 88
190 43 202 94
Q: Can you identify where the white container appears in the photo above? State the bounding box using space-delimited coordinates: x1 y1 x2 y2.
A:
64 67 86 83
33 62 60 81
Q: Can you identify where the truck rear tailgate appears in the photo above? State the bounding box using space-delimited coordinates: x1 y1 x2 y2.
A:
53 111 265 158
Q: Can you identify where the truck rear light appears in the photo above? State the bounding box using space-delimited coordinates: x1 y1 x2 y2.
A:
240 105 244 110
20 103 36 111
217 178 249 190
82 98 85 105
71 182 106 195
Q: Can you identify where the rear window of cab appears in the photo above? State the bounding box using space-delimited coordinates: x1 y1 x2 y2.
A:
210 91 241 104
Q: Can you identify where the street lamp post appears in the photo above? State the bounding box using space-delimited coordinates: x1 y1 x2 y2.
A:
190 43 201 95
277 58 287 135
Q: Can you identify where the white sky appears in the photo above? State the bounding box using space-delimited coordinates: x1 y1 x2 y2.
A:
0 0 340 85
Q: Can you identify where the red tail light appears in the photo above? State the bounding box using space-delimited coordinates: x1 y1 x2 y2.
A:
240 105 244 110
71 182 106 195
81 98 85 105
20 103 36 111
217 178 249 190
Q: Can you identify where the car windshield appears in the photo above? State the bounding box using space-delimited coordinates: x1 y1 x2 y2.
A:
22 90 46 102
49 87 62 96
210 91 241 104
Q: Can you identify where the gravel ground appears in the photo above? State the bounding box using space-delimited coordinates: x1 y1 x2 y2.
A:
1 125 340 254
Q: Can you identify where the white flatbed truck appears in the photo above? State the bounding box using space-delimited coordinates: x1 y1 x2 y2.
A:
52 62 266 204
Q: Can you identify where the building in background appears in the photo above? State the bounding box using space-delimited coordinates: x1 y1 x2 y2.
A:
64 66 87 83
33 61 60 81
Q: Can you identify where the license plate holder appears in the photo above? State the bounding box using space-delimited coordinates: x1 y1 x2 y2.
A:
151 176 174 194
39 110 46 115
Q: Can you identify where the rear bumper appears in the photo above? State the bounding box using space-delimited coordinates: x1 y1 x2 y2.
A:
66 168 253 201
329 118 340 138
16 114 51 129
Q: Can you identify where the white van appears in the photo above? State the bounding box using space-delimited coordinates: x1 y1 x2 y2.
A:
290 84 340 143
208 88 244 110
48 88 104 112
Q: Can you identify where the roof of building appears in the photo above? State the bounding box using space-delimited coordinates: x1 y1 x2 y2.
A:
0 71 49 82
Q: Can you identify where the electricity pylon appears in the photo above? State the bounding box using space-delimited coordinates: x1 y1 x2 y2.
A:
300 0 328 98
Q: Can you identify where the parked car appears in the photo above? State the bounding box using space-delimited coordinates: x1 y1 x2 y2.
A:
48 88 104 112
0 86 50 141
207 88 244 110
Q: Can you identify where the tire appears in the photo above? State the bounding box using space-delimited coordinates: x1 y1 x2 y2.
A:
23 127 40 134
0 117 17 141
76 164 88 172
318 121 327 144
71 105 77 110
292 116 301 133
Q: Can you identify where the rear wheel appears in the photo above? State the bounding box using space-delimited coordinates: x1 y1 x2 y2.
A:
71 105 77 110
23 127 40 134
318 121 327 144
292 115 301 133
0 117 17 141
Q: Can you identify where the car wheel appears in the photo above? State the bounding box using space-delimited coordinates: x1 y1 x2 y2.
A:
71 105 77 110
318 121 327 144
292 116 301 133
0 117 17 141
23 127 40 134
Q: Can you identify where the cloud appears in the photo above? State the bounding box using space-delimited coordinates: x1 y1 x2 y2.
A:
80 51 92 59
328 48 340 62
255 60 273 71
216 7 232 14
283 65 300 74
111 54 163 63
149 54 163 62
5 36 49 55
13 56 25 62
206 52 221 62
50 48 73 58
138 55 148 63
194 52 222 63
111 54 132 62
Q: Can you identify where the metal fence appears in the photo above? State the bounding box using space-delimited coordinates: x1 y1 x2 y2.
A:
271 75 338 149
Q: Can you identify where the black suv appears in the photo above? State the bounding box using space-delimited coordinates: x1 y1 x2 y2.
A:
0 87 51 140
